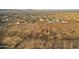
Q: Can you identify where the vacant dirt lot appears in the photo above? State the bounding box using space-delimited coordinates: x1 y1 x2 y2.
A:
0 21 79 49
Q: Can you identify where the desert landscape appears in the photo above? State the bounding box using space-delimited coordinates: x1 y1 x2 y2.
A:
0 9 79 49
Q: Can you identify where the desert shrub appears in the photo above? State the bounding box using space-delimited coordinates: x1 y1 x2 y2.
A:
0 42 9 49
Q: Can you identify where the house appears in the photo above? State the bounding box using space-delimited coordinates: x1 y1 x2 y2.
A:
16 22 20 24
56 19 61 23
0 26 2 28
6 19 9 21
62 20 68 23
61 19 68 23
39 18 44 21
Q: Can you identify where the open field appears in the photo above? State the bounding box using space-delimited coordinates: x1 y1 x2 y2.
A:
0 10 79 49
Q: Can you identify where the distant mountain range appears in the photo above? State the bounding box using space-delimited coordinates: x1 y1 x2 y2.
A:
0 9 79 14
